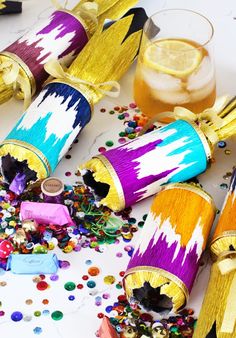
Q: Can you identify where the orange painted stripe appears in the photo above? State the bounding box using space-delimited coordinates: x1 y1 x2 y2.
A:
151 187 215 247
213 191 236 240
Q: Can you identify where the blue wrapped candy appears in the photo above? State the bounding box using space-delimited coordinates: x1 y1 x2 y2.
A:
7 253 59 274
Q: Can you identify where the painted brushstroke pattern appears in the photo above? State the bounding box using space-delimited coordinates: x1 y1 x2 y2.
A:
103 120 208 208
213 168 236 241
128 188 215 290
5 11 88 89
5 82 91 172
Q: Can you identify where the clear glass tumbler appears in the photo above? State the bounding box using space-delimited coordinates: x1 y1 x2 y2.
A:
134 9 216 121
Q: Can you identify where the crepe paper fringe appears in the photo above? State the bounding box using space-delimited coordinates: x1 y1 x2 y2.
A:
124 184 215 314
193 262 236 338
202 96 236 145
80 119 210 211
124 270 186 313
0 16 142 183
67 15 142 104
78 0 138 21
0 1 22 14
80 157 121 211
211 168 236 258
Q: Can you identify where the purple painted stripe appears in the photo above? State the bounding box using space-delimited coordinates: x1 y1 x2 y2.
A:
5 10 88 91
127 232 199 291
103 137 178 207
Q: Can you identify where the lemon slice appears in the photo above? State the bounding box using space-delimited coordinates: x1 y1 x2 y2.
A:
144 39 202 78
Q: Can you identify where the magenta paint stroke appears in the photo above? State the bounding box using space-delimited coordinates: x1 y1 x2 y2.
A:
4 10 88 91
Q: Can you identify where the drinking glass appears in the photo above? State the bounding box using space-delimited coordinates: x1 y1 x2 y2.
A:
134 9 216 121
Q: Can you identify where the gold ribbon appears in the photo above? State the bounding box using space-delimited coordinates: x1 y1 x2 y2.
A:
0 60 31 109
44 59 121 98
218 251 236 333
140 96 230 145
52 0 99 26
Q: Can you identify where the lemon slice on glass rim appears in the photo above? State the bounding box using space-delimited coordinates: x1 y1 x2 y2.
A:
143 39 203 78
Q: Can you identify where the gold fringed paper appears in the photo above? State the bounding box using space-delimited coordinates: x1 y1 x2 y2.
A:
80 157 122 211
210 168 236 258
0 1 6 10
193 256 236 338
124 268 187 313
0 141 49 180
154 96 236 147
77 0 139 21
67 16 141 104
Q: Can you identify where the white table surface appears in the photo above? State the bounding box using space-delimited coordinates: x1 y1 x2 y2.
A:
0 0 236 337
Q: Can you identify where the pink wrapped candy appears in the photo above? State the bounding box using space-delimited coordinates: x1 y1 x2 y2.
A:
20 202 74 226
0 240 14 259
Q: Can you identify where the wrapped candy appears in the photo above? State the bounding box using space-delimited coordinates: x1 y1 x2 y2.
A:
123 183 215 314
194 169 236 337
22 219 38 232
0 14 144 188
0 240 14 258
0 0 21 15
80 96 236 212
12 228 27 246
20 201 74 226
0 0 138 106
98 316 119 338
7 253 59 274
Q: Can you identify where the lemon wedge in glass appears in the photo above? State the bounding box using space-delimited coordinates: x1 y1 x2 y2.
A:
143 39 202 78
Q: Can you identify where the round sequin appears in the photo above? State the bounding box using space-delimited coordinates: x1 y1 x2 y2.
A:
225 149 231 155
105 140 114 147
33 327 42 335
64 281 76 291
87 280 96 288
65 171 72 177
88 267 100 276
51 311 63 321
42 299 49 305
118 137 126 144
85 260 92 265
98 147 106 153
217 141 226 148
104 275 115 285
42 310 50 316
25 299 33 305
50 274 59 281
34 311 41 317
59 261 70 269
11 311 23 322
220 183 228 190
36 281 49 291
68 295 75 301
0 311 5 316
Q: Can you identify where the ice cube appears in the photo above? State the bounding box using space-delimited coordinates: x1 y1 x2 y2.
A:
151 88 190 104
187 56 215 91
141 65 182 91
190 76 215 102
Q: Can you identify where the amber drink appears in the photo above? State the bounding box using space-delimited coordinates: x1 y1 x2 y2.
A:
134 10 216 120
